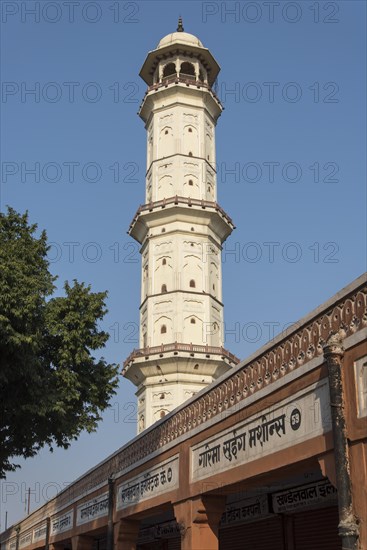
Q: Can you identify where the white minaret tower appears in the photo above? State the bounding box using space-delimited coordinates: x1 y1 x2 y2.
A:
123 19 239 432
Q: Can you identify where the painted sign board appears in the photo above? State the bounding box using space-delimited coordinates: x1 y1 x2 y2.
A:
50 510 73 536
76 492 109 526
32 523 47 544
191 379 331 481
221 494 270 527
19 533 32 549
116 455 179 510
272 479 337 513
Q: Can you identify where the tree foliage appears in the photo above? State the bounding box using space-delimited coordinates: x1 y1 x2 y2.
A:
0 208 119 477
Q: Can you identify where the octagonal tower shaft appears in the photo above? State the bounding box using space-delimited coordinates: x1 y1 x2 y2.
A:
123 26 239 433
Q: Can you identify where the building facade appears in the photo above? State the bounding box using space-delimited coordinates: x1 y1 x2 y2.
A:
1 273 366 550
1 23 366 550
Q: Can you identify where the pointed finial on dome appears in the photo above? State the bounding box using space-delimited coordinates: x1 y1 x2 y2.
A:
177 16 184 32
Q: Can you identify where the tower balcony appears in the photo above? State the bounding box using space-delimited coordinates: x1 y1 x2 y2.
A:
139 75 222 108
124 342 239 369
122 342 240 384
138 78 222 123
128 196 235 244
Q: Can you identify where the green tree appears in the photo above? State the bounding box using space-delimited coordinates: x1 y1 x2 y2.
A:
0 207 119 477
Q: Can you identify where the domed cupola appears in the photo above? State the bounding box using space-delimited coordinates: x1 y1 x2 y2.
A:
157 17 204 49
139 17 220 88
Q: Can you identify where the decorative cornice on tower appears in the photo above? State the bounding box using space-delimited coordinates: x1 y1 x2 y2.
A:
123 342 240 374
128 197 234 245
138 80 223 124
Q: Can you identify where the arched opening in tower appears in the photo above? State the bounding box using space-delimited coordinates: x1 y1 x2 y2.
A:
180 62 196 81
162 62 176 80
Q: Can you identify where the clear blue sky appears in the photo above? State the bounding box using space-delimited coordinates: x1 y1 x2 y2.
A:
1 0 366 529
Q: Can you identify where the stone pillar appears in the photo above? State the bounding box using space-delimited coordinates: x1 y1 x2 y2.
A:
44 517 51 550
71 536 94 550
175 59 180 78
323 333 359 550
114 519 140 550
174 495 226 550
